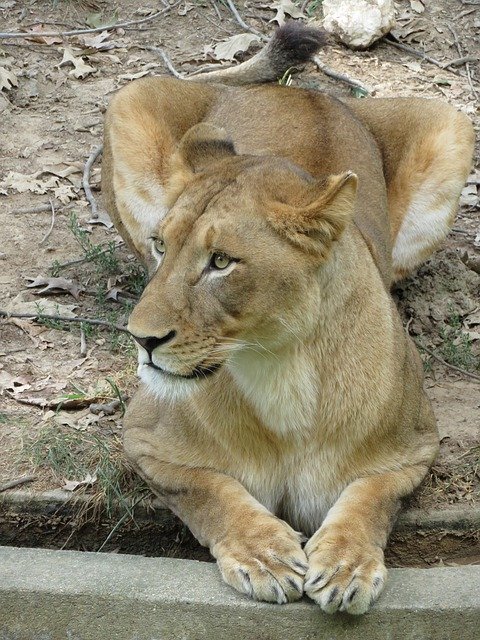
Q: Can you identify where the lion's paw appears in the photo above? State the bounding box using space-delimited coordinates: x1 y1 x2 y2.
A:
213 517 308 604
304 530 387 615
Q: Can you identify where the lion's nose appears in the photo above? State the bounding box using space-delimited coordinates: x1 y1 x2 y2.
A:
132 330 176 356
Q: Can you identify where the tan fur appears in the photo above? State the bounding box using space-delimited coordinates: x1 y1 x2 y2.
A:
102 65 473 614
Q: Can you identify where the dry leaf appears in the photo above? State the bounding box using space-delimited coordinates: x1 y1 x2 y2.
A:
58 47 96 79
410 0 425 14
0 66 18 92
26 275 84 300
73 31 113 50
6 293 78 318
460 185 478 208
63 473 97 492
0 371 31 395
23 24 63 45
0 171 47 194
54 183 78 204
212 33 261 62
268 0 304 26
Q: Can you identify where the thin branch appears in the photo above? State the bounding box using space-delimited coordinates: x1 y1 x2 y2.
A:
82 145 103 220
415 341 480 383
224 0 267 41
11 202 75 215
445 24 478 100
444 55 479 68
313 55 370 93
39 200 56 245
0 475 37 492
0 4 177 40
384 39 461 75
143 47 184 79
0 310 131 335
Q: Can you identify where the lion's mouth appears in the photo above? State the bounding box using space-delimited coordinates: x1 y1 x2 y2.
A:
147 360 222 380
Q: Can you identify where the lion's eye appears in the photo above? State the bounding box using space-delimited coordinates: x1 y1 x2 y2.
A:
153 238 166 255
211 253 231 270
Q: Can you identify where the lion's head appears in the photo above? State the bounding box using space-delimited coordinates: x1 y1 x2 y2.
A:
128 123 357 398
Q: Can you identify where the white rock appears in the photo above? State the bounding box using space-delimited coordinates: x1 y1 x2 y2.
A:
322 0 396 50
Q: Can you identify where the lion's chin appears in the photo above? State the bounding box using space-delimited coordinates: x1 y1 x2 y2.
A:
137 362 205 402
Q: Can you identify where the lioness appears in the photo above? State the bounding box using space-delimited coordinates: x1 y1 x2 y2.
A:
102 24 474 614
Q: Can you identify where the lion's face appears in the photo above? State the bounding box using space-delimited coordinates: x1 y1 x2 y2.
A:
127 125 356 398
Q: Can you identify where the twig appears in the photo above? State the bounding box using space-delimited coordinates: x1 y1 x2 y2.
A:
80 325 87 357
415 341 480 383
444 56 479 68
224 0 267 41
144 47 184 79
82 145 103 220
210 0 222 21
0 4 176 40
11 202 74 215
384 39 461 75
39 200 56 245
313 55 370 93
0 475 36 492
0 309 131 335
445 24 478 100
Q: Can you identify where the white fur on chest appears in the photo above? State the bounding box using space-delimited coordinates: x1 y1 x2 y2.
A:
228 345 319 438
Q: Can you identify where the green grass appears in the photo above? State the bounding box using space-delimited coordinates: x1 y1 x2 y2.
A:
25 421 147 521
438 312 478 372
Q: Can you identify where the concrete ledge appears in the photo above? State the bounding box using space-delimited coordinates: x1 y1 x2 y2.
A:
1 546 479 640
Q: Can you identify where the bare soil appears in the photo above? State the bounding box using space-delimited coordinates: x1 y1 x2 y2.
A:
0 0 479 558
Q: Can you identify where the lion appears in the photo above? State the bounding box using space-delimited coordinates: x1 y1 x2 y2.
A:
102 24 474 614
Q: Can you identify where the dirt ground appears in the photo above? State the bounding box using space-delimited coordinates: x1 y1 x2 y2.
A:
0 0 479 527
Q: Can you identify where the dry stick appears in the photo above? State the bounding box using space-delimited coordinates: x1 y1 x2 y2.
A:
0 4 176 39
415 341 480 383
11 202 75 215
445 24 478 100
0 310 131 335
39 199 56 245
0 475 37 492
82 145 103 220
313 55 370 93
224 0 267 41
445 55 479 68
384 39 461 75
145 47 184 79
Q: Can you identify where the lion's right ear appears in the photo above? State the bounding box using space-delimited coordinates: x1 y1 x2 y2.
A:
166 123 236 205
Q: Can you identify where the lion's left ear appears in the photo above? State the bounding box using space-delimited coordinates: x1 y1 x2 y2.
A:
166 123 236 204
267 171 358 257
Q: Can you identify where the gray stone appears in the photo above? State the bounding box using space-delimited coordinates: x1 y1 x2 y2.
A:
1 545 479 640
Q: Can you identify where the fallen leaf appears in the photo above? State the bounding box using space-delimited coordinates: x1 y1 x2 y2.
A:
212 33 261 62
63 473 97 492
6 292 78 318
0 371 31 395
410 0 425 14
268 0 305 26
58 47 96 79
0 171 48 194
54 183 78 204
460 184 478 208
87 208 114 228
117 69 152 81
0 66 18 92
22 24 63 45
73 30 113 50
26 275 84 300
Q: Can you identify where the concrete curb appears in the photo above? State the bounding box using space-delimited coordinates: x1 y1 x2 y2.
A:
1 546 479 640
2 488 480 531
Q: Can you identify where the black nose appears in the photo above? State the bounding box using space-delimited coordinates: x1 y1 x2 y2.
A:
133 330 176 356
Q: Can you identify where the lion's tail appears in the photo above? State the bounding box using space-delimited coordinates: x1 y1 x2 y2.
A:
187 22 327 86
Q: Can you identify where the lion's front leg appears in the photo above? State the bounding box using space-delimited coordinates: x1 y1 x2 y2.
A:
124 428 307 603
304 464 429 614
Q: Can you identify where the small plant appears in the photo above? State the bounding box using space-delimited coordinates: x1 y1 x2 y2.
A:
68 211 119 275
439 312 478 372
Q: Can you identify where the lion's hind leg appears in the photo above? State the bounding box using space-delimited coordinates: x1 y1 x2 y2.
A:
347 98 474 282
389 103 474 280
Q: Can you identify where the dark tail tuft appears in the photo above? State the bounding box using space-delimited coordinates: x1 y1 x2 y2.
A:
267 22 327 71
